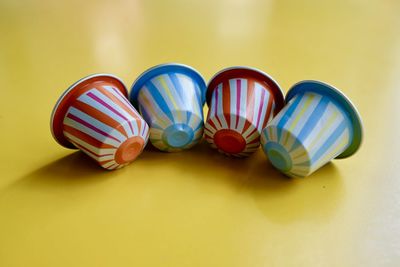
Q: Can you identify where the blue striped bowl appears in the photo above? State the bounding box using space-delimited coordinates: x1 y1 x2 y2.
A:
130 63 207 152
261 80 363 177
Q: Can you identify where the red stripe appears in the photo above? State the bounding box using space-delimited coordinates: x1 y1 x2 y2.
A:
73 142 114 158
99 159 114 165
206 119 218 132
245 128 258 139
67 113 121 143
73 100 128 137
101 86 138 119
242 80 255 133
248 137 261 145
64 124 116 149
88 90 134 135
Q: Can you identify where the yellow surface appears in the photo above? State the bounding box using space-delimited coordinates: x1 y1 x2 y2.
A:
0 0 399 266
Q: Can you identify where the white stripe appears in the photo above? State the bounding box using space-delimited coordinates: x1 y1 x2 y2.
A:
164 74 187 123
266 103 275 124
289 94 321 136
88 89 138 136
138 89 173 127
97 154 115 161
205 121 217 133
66 108 124 145
102 160 118 169
177 74 201 114
245 130 260 143
64 132 116 156
165 74 184 107
103 85 140 117
312 129 350 171
242 121 257 138
278 94 310 143
216 84 229 129
291 113 344 165
152 75 185 123
209 116 223 130
288 166 310 177
68 106 126 142
285 98 320 149
64 117 121 148
268 101 290 127
257 91 269 131
302 104 345 159
89 89 135 123
107 164 119 170
237 79 247 131
246 143 260 149
78 91 134 136
288 93 322 130
252 83 263 128
208 86 217 117
188 112 202 130
229 79 237 128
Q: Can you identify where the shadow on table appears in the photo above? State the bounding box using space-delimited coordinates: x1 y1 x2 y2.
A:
139 140 345 223
2 151 117 193
5 140 344 223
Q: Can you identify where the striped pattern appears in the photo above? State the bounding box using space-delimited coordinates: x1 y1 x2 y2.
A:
205 78 275 157
137 73 204 152
261 92 352 177
62 85 149 170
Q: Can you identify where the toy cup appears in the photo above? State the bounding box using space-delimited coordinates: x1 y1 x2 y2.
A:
51 74 149 170
129 63 206 152
204 67 284 157
261 80 363 177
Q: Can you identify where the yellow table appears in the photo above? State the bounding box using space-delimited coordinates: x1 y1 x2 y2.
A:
1 0 399 266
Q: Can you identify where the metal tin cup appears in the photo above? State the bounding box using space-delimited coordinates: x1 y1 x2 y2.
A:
51 74 150 170
129 63 207 152
204 67 284 157
261 80 363 177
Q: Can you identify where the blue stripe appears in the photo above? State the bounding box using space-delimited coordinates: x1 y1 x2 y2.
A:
290 96 329 151
310 120 347 164
194 83 202 107
169 73 185 104
277 94 303 139
139 104 152 124
145 80 175 122
170 73 201 117
186 110 192 124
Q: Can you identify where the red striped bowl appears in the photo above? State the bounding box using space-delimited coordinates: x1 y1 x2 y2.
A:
51 74 149 170
204 67 284 157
